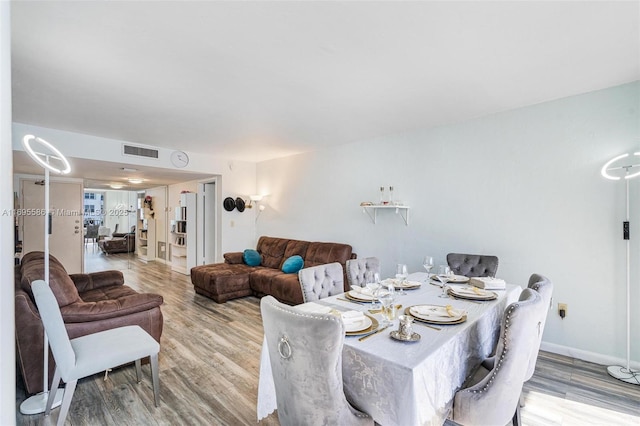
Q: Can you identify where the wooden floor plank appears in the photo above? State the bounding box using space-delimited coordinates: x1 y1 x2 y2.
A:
15 251 640 425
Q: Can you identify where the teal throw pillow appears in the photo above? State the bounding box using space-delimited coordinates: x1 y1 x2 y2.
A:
282 255 304 274
243 249 262 266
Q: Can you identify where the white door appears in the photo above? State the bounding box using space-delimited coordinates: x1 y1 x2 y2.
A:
21 179 84 273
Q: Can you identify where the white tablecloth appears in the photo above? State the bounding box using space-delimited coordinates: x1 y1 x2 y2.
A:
257 273 522 425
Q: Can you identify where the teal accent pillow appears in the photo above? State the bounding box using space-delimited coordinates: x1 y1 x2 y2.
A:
282 255 304 274
243 249 262 266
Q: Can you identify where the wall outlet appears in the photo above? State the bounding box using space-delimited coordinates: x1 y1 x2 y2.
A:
558 303 567 319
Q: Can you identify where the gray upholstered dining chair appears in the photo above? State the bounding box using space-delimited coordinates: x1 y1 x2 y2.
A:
447 253 499 277
260 295 373 426
298 262 345 303
31 280 160 426
525 273 554 381
346 257 380 288
451 288 545 426
84 224 99 246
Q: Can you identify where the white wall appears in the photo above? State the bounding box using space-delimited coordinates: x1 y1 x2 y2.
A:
257 81 640 365
12 123 258 259
0 1 15 422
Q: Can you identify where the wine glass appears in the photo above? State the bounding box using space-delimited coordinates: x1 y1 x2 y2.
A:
365 272 381 309
379 291 396 326
395 263 408 296
437 265 452 298
423 256 434 281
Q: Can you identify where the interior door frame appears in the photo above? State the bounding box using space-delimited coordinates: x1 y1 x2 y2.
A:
197 176 220 265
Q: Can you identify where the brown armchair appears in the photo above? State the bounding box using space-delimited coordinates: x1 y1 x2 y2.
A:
15 251 163 395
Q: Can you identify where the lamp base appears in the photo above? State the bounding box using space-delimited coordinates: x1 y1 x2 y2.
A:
19 388 64 415
607 365 640 386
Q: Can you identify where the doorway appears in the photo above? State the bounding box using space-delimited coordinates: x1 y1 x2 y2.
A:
198 178 219 265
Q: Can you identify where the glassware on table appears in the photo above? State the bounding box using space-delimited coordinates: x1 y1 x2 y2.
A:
437 265 452 298
422 256 434 281
365 271 381 309
395 263 408 295
379 291 396 326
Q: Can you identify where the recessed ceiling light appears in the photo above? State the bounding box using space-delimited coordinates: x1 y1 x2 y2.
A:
128 178 144 184
110 183 124 189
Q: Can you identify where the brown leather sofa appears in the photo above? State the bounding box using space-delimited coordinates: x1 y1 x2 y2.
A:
15 251 164 395
191 236 355 305
98 234 135 254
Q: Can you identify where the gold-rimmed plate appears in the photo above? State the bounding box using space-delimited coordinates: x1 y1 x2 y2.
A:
404 306 467 325
345 315 379 336
448 286 497 301
382 279 422 290
345 291 375 302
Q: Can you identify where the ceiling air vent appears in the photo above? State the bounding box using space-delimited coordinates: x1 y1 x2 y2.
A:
122 144 159 159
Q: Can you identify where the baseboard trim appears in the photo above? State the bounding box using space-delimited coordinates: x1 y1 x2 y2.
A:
541 341 640 370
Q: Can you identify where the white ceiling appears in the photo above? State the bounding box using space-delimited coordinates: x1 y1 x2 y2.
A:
10 1 640 165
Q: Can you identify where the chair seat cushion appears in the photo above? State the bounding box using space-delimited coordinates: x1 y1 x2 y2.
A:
67 325 159 381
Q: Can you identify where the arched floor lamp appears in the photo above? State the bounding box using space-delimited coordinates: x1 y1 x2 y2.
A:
601 152 640 386
19 135 71 414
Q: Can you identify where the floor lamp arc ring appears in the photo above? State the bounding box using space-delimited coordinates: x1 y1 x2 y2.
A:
601 151 640 386
19 135 71 414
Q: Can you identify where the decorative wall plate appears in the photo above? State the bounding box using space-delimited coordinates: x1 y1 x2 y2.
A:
223 197 236 211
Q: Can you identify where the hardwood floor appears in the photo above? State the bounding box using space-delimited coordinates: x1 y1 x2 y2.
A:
16 251 640 425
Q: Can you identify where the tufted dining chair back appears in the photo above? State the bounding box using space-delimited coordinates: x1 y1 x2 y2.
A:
260 296 373 426
452 288 545 426
447 253 499 277
346 257 380 288
298 262 345 303
524 273 554 381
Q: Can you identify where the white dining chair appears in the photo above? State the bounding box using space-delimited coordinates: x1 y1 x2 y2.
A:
31 280 160 426
298 262 345 303
451 288 545 426
346 257 380 288
260 295 373 426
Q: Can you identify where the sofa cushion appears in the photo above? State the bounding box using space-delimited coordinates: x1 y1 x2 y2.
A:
282 255 304 274
243 249 262 266
257 236 290 269
60 285 164 322
282 240 310 266
270 273 305 305
249 268 284 297
223 252 244 264
304 242 353 268
21 259 81 307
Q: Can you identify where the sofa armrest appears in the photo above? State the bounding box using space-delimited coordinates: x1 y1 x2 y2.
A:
70 270 125 292
60 293 164 323
224 252 244 264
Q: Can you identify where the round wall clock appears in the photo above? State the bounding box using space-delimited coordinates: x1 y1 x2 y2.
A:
170 150 189 168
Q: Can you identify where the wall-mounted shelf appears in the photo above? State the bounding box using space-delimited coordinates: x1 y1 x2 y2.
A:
361 205 410 225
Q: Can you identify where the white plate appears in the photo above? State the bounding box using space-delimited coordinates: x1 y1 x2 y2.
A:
348 290 375 301
448 286 497 300
343 315 372 332
382 279 422 289
409 305 465 323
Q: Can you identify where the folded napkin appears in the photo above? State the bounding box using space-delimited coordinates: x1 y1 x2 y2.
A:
295 302 333 314
469 277 506 290
341 310 366 326
411 305 465 318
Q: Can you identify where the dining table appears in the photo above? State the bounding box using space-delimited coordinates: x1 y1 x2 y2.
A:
257 272 522 426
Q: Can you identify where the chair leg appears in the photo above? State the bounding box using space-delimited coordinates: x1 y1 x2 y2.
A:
519 391 525 408
512 402 522 426
135 359 142 383
56 380 77 426
150 354 160 407
45 367 62 416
